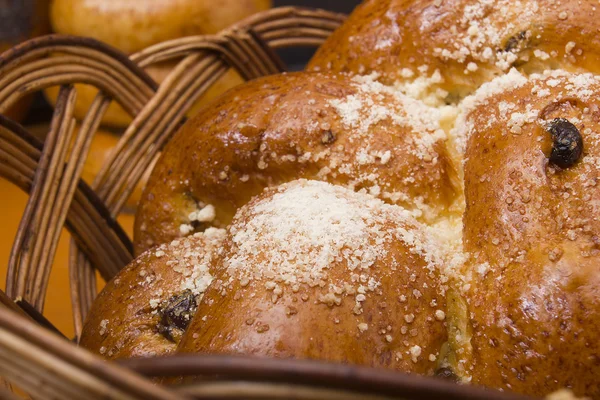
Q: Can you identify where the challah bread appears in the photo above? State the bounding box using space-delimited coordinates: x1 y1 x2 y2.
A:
309 0 600 106
450 70 600 396
134 71 461 255
79 1 600 398
178 179 450 374
80 228 225 359
47 0 270 127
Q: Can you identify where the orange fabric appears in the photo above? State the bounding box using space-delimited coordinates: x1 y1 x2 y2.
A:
0 179 134 338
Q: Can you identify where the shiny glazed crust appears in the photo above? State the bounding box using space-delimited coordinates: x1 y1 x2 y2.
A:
457 72 600 396
80 228 225 359
134 71 460 255
82 1 600 398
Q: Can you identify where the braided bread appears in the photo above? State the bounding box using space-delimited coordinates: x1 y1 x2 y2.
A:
82 1 600 398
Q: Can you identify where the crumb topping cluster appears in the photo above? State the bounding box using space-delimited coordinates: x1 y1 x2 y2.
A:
222 180 444 291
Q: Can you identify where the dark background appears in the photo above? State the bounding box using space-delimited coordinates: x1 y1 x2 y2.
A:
274 0 360 69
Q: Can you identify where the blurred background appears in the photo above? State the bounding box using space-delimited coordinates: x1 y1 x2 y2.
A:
0 0 360 338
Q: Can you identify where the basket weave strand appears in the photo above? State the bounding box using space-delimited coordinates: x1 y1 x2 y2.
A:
0 306 185 400
9 86 77 309
0 114 132 288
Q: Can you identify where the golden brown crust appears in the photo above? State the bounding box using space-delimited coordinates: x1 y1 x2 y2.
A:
80 228 225 359
309 0 600 104
458 71 600 397
81 2 600 397
134 71 460 255
177 180 449 374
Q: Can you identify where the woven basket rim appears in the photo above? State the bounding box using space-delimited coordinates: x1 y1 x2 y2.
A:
118 354 534 400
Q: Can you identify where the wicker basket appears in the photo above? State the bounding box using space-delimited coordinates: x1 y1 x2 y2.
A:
0 7 533 400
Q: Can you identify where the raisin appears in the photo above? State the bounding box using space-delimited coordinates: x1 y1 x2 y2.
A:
546 118 583 168
158 290 198 342
504 31 528 52
321 130 336 144
435 367 459 382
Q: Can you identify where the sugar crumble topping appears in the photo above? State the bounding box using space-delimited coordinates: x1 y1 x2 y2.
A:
179 204 217 236
226 180 404 283
432 0 539 68
409 345 422 363
329 73 446 149
392 69 449 107
219 180 449 315
161 227 226 297
451 68 529 155
99 319 108 336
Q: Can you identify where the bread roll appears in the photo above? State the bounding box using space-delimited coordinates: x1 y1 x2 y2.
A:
309 0 600 106
51 0 271 52
134 71 461 255
449 70 600 397
80 228 225 359
178 179 450 374
47 0 270 127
